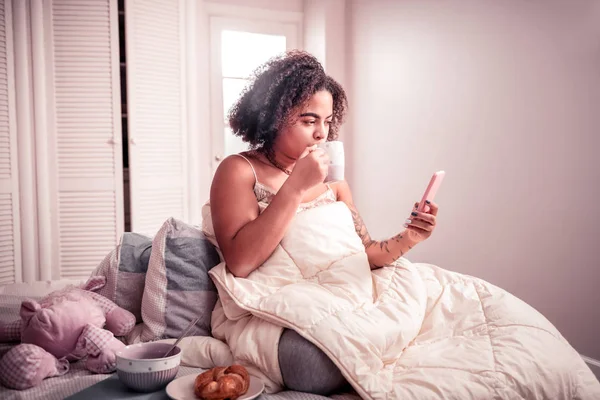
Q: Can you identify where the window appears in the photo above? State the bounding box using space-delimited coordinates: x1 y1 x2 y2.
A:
221 30 287 156
209 16 300 171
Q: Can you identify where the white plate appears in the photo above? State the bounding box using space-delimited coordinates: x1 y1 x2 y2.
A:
166 373 264 400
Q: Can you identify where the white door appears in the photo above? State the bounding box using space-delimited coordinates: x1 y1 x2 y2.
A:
125 0 188 237
0 0 21 284
209 17 299 173
47 0 125 279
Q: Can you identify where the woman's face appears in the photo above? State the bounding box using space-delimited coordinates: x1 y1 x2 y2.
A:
274 90 333 160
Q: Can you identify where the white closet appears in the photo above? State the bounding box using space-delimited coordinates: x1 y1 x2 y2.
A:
0 0 20 285
0 0 193 284
124 0 188 237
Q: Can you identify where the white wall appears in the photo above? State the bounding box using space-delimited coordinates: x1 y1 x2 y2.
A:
303 0 346 87
303 0 326 66
206 0 303 12
347 0 600 359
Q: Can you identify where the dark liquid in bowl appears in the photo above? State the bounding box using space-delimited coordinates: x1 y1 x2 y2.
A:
138 354 161 359
121 344 180 360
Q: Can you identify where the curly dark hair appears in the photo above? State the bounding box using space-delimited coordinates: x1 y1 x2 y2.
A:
228 50 348 152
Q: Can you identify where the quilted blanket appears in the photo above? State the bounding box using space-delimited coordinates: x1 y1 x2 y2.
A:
206 201 600 399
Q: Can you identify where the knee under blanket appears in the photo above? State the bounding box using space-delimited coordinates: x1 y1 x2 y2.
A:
204 201 600 399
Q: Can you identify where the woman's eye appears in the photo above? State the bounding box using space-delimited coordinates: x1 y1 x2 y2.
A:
304 120 316 125
325 120 332 125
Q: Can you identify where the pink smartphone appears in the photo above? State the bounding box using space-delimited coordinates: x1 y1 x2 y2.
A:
417 171 445 212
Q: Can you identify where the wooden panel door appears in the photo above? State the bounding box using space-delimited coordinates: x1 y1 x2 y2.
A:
0 0 21 284
47 0 124 278
125 0 188 237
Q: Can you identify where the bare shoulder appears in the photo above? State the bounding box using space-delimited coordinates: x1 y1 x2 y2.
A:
210 154 257 205
210 154 260 242
212 155 255 188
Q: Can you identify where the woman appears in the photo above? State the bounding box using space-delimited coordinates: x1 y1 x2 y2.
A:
209 50 438 394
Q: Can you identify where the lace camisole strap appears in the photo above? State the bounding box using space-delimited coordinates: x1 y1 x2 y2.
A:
231 152 336 212
232 153 258 185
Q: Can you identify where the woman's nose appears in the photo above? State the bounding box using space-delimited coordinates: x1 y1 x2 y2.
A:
314 122 327 139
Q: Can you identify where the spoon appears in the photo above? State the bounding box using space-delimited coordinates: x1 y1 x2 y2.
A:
162 316 201 358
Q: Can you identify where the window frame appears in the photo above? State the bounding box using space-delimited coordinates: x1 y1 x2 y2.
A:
208 10 302 172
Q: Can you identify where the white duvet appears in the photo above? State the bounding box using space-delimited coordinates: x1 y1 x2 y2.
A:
205 201 600 399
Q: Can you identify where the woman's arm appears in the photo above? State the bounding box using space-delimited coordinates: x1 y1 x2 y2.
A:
350 207 416 269
335 180 437 269
210 151 328 278
210 156 303 278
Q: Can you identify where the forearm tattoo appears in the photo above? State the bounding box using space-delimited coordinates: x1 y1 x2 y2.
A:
381 233 405 251
349 203 410 268
372 233 406 268
349 203 376 249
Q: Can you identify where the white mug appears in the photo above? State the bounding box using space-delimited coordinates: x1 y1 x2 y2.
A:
317 141 345 182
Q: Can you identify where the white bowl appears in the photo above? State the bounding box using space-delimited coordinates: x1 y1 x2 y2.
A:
116 342 181 392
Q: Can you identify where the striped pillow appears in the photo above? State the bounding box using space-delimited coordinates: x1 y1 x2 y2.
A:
91 233 152 323
139 218 221 342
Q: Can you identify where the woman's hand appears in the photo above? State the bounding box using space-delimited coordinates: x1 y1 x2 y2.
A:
286 148 329 194
403 201 439 244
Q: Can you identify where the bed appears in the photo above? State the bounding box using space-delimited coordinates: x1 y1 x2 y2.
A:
1 216 598 399
0 279 360 400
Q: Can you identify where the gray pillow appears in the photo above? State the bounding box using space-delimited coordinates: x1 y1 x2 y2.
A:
92 232 152 322
139 218 221 342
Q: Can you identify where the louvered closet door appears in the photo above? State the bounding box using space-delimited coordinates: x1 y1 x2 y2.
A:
49 0 124 278
0 0 21 284
125 0 188 237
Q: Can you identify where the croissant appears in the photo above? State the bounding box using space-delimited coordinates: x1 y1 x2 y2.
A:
194 365 250 400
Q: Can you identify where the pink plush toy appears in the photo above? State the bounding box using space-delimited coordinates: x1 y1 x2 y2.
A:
0 276 136 390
